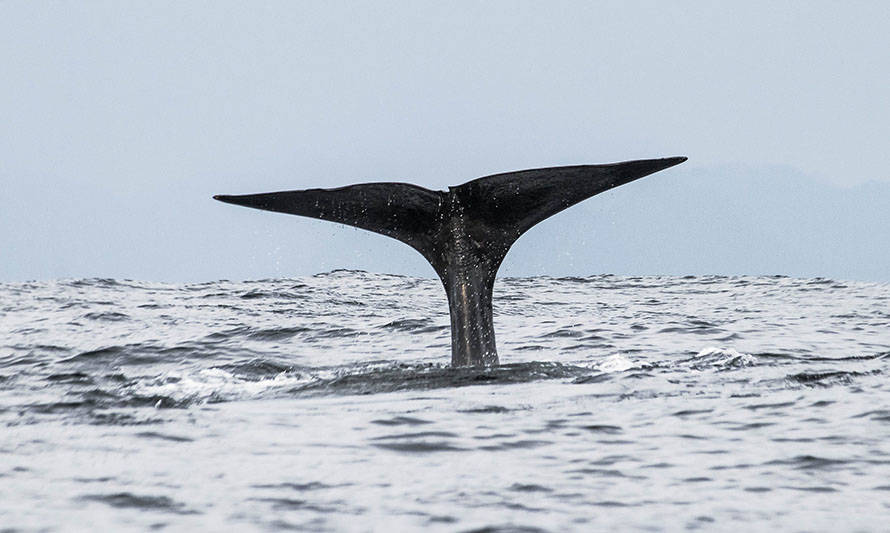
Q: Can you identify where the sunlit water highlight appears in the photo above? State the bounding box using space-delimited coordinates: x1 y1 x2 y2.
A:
2 272 890 531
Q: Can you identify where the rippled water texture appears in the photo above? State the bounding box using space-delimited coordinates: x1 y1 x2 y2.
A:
2 272 890 531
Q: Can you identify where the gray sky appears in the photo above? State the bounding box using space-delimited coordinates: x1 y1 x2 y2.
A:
2 1 889 282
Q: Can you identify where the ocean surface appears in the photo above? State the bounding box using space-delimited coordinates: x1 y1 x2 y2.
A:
2 271 890 531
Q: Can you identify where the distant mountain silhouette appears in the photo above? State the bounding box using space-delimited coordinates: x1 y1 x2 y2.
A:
3 164 887 283
504 165 890 282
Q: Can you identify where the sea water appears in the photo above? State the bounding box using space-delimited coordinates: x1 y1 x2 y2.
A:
2 272 889 531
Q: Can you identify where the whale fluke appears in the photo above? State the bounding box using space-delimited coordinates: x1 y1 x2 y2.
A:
215 157 687 366
214 183 443 256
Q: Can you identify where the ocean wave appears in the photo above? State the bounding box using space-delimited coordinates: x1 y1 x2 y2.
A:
687 347 757 370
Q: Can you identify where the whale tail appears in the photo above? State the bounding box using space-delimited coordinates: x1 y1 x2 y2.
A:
214 157 687 366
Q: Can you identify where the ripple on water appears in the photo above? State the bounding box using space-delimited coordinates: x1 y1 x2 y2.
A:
82 311 130 322
78 493 198 515
2 273 889 531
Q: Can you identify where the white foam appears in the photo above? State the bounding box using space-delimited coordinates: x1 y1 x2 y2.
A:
133 367 310 405
597 353 638 373
694 346 756 367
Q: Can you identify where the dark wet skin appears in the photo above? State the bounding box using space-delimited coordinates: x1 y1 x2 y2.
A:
214 157 687 366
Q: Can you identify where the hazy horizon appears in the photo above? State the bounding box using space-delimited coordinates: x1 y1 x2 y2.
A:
3 162 889 283
2 2 888 283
